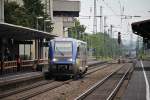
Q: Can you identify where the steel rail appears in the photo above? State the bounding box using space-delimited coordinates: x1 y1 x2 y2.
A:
19 80 73 100
106 66 131 100
74 64 125 100
88 62 107 70
86 64 109 75
18 63 110 100
0 80 54 98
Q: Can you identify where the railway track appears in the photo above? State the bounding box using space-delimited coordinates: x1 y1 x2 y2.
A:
75 63 132 100
88 61 107 70
0 62 110 100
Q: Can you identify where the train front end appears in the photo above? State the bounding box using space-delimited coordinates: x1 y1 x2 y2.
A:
48 39 77 76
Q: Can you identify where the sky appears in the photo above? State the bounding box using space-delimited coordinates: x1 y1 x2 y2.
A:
78 0 150 45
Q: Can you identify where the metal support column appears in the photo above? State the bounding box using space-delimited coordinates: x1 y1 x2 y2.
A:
35 40 38 59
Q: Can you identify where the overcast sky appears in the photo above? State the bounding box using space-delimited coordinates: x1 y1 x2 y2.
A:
79 0 150 44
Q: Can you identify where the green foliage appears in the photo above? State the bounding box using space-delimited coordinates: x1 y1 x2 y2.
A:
4 1 29 26
68 19 86 39
4 0 53 32
22 0 44 28
85 33 121 58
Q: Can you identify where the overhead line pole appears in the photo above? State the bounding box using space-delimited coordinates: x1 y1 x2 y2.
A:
100 6 103 33
110 25 113 58
93 0 97 34
103 16 107 58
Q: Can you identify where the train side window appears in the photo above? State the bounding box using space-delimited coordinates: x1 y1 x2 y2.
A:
77 47 80 58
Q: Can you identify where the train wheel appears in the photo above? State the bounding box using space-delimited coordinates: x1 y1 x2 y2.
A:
44 72 52 79
72 74 80 80
79 73 83 78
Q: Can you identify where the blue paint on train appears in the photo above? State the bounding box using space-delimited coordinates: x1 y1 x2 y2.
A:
48 37 87 77
49 38 78 64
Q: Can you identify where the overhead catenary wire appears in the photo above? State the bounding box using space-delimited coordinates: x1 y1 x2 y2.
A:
101 0 118 16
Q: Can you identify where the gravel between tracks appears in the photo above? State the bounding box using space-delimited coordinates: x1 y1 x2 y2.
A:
28 64 124 100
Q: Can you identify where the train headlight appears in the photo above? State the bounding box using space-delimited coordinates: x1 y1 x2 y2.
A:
68 58 73 62
52 58 57 62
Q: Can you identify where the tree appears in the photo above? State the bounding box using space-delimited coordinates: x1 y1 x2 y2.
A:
22 0 44 28
4 1 29 26
69 19 86 39
82 32 121 59
4 0 53 32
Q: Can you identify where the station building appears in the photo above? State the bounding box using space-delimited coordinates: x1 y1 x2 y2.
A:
52 0 80 37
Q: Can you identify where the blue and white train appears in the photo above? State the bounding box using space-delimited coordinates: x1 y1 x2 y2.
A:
48 37 88 78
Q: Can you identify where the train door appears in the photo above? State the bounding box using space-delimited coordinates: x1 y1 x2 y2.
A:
76 43 87 74
76 45 82 67
80 43 87 71
80 44 85 68
83 44 87 67
82 44 87 68
81 44 84 68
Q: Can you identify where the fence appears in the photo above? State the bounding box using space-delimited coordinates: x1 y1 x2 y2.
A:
0 59 48 75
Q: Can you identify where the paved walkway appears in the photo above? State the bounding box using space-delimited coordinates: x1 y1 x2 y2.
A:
122 60 150 100
0 72 43 86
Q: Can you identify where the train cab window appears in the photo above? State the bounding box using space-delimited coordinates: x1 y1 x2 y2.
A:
54 41 72 57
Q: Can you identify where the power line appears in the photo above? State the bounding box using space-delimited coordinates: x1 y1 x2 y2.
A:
102 0 118 16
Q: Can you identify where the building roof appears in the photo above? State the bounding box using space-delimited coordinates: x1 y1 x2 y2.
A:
53 0 80 17
132 19 150 39
0 22 57 40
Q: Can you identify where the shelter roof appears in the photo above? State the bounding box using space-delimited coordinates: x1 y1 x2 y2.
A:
0 22 57 40
132 19 150 39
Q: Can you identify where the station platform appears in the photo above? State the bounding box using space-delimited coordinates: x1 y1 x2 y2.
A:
122 60 150 100
0 72 43 86
0 72 44 93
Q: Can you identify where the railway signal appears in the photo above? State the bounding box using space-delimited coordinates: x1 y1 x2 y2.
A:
118 32 121 63
118 32 121 45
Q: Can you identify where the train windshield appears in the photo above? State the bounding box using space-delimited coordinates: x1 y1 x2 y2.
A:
54 41 72 57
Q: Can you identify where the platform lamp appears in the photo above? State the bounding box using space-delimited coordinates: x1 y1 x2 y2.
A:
44 19 51 32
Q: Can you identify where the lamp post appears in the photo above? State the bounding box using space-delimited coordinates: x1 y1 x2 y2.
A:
43 19 51 59
35 16 43 59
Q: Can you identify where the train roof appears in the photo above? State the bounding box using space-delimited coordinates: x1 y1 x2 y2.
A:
51 37 87 44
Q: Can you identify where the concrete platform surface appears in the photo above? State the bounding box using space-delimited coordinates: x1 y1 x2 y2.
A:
0 72 43 86
122 60 150 100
